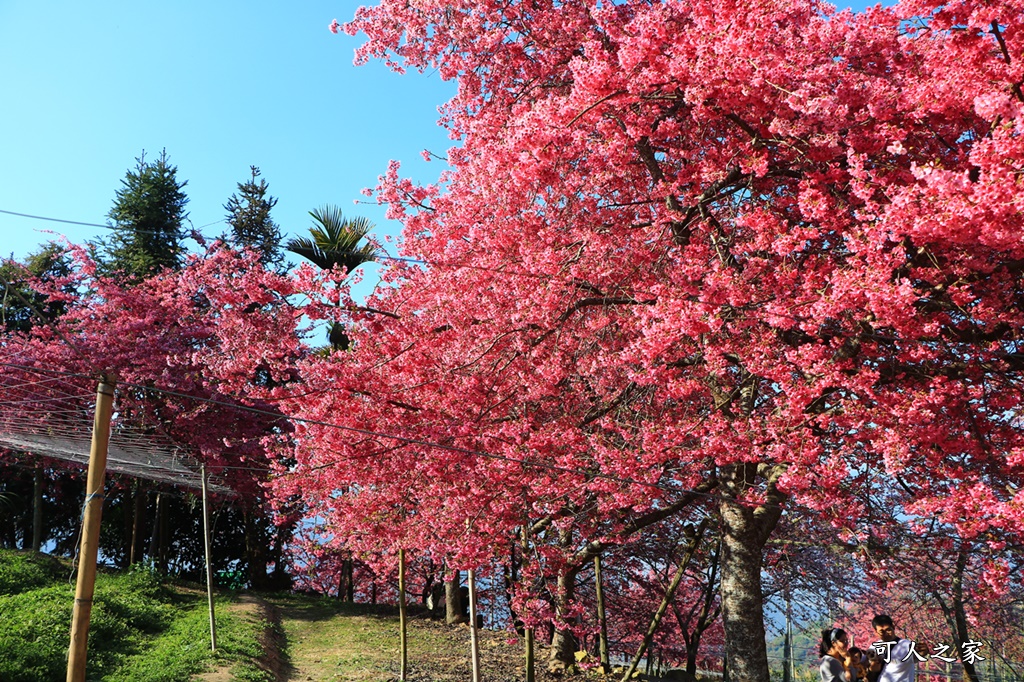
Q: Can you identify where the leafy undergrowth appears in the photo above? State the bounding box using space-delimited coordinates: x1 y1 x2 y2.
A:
0 549 270 682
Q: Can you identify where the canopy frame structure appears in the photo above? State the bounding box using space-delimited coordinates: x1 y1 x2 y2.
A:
0 364 239 679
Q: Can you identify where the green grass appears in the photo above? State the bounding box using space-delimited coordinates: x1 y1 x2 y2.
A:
0 548 67 595
0 549 271 681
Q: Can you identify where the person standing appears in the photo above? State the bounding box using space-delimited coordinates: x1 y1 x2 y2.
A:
821 628 853 682
870 614 917 682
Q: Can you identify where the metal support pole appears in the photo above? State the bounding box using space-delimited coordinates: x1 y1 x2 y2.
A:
201 464 217 651
66 375 116 682
468 567 481 682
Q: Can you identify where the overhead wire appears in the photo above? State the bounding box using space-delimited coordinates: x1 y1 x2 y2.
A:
0 204 648 290
0 207 224 237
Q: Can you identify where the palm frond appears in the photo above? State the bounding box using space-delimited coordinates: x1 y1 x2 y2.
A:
287 205 380 275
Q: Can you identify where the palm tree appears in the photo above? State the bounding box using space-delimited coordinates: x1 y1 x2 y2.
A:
286 205 380 351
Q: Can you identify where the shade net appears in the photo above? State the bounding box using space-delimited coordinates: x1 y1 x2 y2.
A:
0 364 236 495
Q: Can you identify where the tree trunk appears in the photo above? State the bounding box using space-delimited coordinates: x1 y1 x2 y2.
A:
718 463 785 682
548 566 580 672
130 483 146 564
345 557 355 601
31 464 43 552
594 555 610 671
157 493 169 574
525 627 536 682
446 569 467 624
951 548 979 682
244 507 268 589
622 520 707 682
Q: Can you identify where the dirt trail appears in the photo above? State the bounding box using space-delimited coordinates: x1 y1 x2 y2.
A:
194 594 287 682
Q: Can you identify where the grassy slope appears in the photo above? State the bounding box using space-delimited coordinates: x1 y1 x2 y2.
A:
265 593 590 682
0 549 272 682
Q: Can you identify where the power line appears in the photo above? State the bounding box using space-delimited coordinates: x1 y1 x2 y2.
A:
0 206 223 236
0 205 644 289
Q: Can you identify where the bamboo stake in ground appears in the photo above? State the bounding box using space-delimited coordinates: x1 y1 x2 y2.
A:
525 627 535 682
66 375 116 682
201 464 217 651
595 554 610 672
399 548 408 681
620 519 707 682
468 567 481 682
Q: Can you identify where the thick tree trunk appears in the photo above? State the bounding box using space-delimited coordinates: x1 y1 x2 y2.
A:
548 567 580 672
345 558 355 601
446 569 467 624
718 463 785 682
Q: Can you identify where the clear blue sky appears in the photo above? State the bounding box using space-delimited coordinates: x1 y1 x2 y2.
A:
0 0 879 298
0 1 455 297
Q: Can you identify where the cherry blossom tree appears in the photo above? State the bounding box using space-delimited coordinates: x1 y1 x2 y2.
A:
0 242 307 583
291 0 1024 678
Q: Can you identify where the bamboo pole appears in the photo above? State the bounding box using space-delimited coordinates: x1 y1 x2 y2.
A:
620 520 706 682
468 567 481 682
66 375 116 682
594 554 610 671
784 590 794 682
201 464 217 651
399 548 408 681
525 627 535 682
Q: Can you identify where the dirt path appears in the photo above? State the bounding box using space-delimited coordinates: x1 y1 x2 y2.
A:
193 594 287 682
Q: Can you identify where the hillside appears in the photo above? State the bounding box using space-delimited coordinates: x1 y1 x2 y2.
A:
0 549 273 681
0 549 616 681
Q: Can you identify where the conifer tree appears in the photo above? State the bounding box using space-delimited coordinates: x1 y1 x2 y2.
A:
224 166 284 271
0 242 72 333
100 149 188 281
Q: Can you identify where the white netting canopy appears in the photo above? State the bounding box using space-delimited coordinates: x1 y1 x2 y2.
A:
0 364 235 495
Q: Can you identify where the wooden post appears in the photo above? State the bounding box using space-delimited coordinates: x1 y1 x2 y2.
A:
468 567 481 682
201 464 217 651
594 555 610 671
784 590 794 682
525 627 535 682
66 375 116 682
399 548 408 681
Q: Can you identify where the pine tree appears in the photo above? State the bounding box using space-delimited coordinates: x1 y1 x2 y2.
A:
100 149 189 281
0 242 72 334
224 166 284 270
